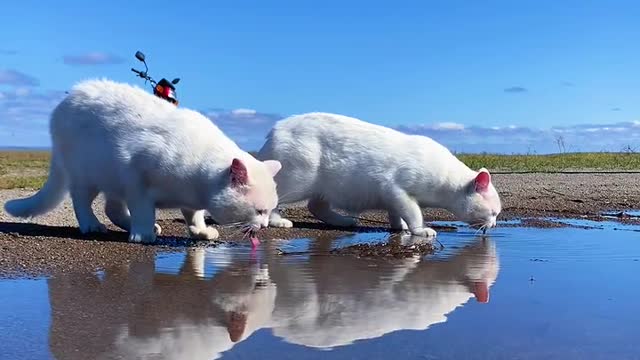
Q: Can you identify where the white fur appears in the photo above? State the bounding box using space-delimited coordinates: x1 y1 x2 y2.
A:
3 79 282 243
267 235 499 349
257 112 502 237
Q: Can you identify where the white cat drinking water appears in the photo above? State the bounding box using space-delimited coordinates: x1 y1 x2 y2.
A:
257 112 501 238
4 79 282 244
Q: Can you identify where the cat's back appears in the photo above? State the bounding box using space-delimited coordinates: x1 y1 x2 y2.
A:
268 112 448 159
52 79 222 140
51 79 170 132
65 79 156 110
272 112 400 140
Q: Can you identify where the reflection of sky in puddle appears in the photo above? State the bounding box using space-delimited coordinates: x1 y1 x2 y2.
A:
601 209 640 218
1 221 640 359
549 217 640 232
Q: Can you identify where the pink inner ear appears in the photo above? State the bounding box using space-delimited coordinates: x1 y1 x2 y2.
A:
472 281 489 303
475 171 491 192
230 158 249 186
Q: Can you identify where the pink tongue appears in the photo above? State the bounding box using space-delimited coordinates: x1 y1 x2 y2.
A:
473 281 489 303
250 236 260 248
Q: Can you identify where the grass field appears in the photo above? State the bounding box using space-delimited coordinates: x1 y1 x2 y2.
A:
458 152 640 172
0 151 50 190
2 150 640 190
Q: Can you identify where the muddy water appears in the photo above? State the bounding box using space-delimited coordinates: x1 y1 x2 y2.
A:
1 221 639 360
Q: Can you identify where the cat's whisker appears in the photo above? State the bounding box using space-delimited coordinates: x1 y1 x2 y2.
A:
218 221 246 229
472 223 489 236
225 222 254 238
227 227 246 238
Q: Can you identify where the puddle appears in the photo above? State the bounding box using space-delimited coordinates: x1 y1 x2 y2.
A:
601 209 640 219
550 217 640 232
1 222 640 359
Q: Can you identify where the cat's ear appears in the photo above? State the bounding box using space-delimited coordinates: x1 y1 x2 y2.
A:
472 281 489 303
226 311 247 342
474 168 491 193
230 158 249 187
263 160 282 177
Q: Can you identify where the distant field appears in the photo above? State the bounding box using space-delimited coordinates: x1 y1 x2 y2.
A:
0 151 50 190
457 152 640 173
1 150 640 190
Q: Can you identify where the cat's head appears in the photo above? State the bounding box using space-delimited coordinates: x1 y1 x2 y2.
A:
451 168 501 231
207 157 281 230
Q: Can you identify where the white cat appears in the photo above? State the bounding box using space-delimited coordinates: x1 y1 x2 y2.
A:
3 79 282 243
256 112 501 237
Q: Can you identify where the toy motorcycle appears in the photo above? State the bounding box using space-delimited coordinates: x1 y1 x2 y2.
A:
131 50 181 106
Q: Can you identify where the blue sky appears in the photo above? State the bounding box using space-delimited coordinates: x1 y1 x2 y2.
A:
1 0 640 153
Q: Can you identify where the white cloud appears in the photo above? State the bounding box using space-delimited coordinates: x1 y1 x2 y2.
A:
398 120 640 153
0 87 66 147
3 87 640 154
231 108 257 116
0 69 39 87
431 122 465 131
15 87 31 97
62 52 124 66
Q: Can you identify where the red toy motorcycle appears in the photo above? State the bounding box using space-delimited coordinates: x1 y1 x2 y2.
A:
131 50 181 106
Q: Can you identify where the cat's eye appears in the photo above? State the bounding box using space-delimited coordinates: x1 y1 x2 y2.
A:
256 209 268 215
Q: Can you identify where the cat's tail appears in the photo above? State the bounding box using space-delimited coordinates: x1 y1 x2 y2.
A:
4 151 67 218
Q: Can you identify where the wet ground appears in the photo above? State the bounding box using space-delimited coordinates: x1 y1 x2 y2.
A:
1 216 639 359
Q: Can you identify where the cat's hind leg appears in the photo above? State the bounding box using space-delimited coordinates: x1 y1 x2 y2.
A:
307 196 358 228
388 211 409 231
105 197 161 235
69 185 107 234
182 209 219 240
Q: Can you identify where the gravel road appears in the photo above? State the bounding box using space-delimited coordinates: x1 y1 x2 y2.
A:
1 173 639 277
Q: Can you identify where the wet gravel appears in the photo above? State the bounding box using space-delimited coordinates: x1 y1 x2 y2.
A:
1 173 639 277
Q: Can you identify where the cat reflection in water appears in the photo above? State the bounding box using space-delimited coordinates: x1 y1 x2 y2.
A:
46 235 498 359
263 234 499 349
47 248 276 360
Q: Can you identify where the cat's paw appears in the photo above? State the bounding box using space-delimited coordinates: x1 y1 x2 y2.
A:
410 227 437 238
154 223 162 235
79 222 108 234
128 232 157 244
270 217 293 228
189 225 219 240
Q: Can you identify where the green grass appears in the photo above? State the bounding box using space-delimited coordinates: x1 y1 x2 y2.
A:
457 152 640 172
1 150 639 190
0 151 50 190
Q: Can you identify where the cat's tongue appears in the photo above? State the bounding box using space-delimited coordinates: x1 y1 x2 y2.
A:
472 281 489 303
250 235 261 248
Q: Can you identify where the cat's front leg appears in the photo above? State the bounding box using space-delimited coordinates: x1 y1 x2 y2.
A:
127 195 158 244
268 208 293 228
388 190 437 238
182 209 219 240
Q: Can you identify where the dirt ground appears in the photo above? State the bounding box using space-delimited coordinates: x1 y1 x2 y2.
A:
1 173 639 277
